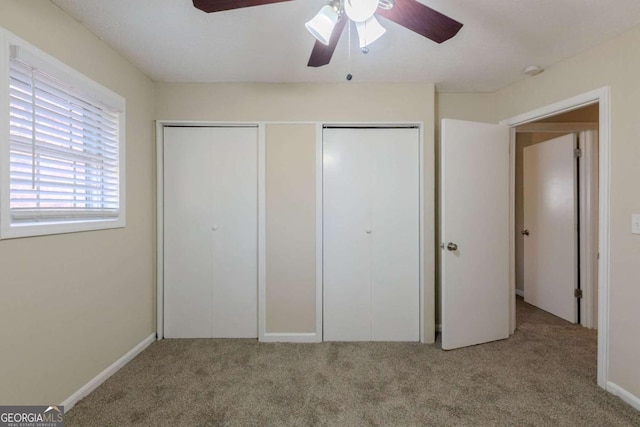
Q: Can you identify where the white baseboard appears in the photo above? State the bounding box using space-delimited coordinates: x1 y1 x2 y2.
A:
516 289 525 297
607 381 640 412
260 332 320 343
62 333 156 411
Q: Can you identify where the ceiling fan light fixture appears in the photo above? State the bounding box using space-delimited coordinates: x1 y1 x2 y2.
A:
344 0 379 22
356 16 386 48
524 65 544 76
305 5 340 45
377 0 395 10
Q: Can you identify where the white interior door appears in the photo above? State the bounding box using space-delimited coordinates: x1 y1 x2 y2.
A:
164 126 258 338
523 133 577 323
323 128 420 341
441 119 510 350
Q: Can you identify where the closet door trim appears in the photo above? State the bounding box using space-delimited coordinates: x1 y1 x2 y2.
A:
156 121 424 344
156 122 262 340
321 123 425 343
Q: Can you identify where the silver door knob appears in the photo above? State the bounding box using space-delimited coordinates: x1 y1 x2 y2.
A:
365 228 372 234
447 242 458 251
521 229 529 236
212 225 218 231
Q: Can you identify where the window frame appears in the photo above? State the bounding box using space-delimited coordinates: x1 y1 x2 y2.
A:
0 28 126 239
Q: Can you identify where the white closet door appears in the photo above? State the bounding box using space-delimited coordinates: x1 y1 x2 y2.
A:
210 127 258 338
323 129 372 341
371 129 420 341
164 127 214 338
163 126 258 339
323 128 420 342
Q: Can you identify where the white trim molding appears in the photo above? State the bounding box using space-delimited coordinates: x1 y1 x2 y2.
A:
509 127 517 335
418 124 426 343
156 121 265 340
0 28 127 240
155 121 164 339
500 86 611 390
258 123 267 342
515 122 598 133
607 382 640 412
62 333 155 411
315 123 324 342
319 122 426 343
515 289 524 298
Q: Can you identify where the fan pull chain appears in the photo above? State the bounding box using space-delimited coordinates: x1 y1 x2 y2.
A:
361 20 369 54
346 20 353 81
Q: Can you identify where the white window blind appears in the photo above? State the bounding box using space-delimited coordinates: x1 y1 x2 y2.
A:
8 58 121 224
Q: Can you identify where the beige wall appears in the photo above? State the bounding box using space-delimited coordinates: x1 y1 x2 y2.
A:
157 82 436 342
265 124 317 333
5 0 638 407
0 0 155 404
435 93 498 128
436 30 640 398
496 27 640 397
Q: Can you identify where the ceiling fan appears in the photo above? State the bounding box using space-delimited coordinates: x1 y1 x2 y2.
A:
192 0 463 67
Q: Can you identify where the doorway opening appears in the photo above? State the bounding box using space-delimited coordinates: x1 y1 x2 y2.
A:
514 103 599 328
501 87 610 389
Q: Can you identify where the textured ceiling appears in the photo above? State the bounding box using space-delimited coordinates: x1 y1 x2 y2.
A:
50 0 640 91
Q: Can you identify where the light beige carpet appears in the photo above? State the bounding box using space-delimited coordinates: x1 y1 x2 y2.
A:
67 299 640 426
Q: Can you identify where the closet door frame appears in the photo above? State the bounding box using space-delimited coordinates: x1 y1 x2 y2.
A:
319 123 426 343
156 121 424 343
156 121 265 340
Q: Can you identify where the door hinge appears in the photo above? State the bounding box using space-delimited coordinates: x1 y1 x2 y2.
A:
575 289 583 299
574 148 582 158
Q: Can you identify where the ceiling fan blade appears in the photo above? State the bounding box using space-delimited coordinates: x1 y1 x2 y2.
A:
307 15 348 67
193 0 293 13
376 0 463 43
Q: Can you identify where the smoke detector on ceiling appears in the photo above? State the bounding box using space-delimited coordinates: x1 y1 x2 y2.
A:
524 65 544 76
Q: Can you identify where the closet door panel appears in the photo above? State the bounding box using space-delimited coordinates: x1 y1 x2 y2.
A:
371 130 420 341
210 127 258 338
164 127 214 338
323 129 372 341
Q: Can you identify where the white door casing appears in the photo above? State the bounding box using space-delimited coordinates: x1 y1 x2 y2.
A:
441 119 510 350
523 133 577 323
323 127 420 341
494 88 609 388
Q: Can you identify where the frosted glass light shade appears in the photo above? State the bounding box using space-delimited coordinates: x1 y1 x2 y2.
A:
305 5 339 45
356 16 386 48
344 0 379 22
